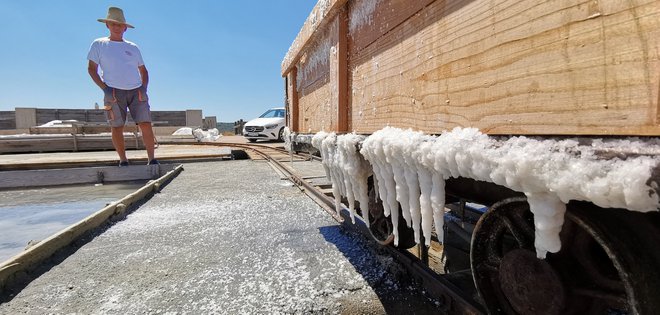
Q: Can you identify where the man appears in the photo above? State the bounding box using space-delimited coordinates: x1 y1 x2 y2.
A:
87 7 158 166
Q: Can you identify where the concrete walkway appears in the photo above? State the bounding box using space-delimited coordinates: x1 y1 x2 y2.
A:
0 160 443 314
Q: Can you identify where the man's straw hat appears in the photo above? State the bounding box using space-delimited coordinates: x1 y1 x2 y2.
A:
97 7 134 28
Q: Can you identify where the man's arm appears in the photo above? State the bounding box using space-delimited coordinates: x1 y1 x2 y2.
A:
87 60 107 90
139 65 149 89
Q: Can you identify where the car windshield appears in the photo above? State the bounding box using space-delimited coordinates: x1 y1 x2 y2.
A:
259 109 285 118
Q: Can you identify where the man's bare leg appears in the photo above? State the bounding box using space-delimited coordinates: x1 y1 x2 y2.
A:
139 122 156 161
111 126 128 162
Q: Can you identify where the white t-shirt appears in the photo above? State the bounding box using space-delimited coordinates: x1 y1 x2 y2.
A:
87 37 145 90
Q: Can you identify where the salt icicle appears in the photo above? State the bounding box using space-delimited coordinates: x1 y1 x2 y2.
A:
336 133 371 225
391 159 412 227
417 166 434 246
337 136 357 222
404 164 422 243
525 192 566 259
315 126 660 256
321 133 343 216
312 131 331 181
430 173 446 243
368 157 391 216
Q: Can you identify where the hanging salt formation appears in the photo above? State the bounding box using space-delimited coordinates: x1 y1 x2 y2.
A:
311 126 660 258
312 132 372 225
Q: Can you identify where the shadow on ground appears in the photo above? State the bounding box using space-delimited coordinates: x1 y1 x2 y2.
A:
319 224 445 315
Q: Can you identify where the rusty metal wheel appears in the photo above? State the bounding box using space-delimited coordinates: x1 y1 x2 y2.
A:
470 197 660 315
366 176 416 249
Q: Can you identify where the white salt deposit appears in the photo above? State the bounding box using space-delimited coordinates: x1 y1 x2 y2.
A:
174 127 221 142
192 128 220 142
312 132 372 226
283 127 293 151
172 127 193 136
311 127 660 258
39 120 78 127
296 30 331 90
349 0 380 33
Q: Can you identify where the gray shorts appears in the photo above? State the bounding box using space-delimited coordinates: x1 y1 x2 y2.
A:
103 86 152 127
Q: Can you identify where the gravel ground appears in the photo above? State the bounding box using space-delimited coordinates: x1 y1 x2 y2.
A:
0 160 444 314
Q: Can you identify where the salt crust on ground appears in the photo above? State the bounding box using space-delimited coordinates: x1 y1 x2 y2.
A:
311 127 660 258
0 160 442 314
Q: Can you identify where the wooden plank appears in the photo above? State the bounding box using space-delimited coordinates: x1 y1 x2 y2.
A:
345 0 660 136
299 82 336 132
348 0 435 55
29 125 142 135
296 18 338 133
297 26 332 95
152 111 187 126
290 0 660 136
282 0 349 76
0 134 143 153
0 111 16 130
287 70 300 132
31 109 186 127
28 126 78 135
35 109 107 124
0 164 176 189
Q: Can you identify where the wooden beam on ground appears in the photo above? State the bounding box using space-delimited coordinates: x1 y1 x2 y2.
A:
0 164 177 189
0 134 144 154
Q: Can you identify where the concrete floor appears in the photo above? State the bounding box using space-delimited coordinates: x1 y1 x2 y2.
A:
0 159 444 314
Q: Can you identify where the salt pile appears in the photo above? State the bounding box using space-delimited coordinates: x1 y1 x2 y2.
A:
172 127 221 142
311 127 660 258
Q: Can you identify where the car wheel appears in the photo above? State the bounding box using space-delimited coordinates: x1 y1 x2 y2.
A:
277 128 284 142
248 139 257 143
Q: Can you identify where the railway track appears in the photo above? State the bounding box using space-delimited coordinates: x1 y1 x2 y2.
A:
206 141 486 314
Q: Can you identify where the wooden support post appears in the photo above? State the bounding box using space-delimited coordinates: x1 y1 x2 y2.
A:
288 69 299 133
336 9 349 133
420 242 429 265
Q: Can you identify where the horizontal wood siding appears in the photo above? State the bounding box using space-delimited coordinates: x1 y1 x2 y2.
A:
0 111 16 130
296 15 339 132
30 109 187 127
0 134 144 154
348 0 660 135
285 0 660 136
36 109 107 124
151 111 187 126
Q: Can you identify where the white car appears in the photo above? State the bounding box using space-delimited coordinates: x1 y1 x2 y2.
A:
243 108 286 142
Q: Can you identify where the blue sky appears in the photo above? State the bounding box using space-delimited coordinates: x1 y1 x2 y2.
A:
0 1 316 123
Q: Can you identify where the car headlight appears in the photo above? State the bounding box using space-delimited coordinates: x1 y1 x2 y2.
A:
265 124 278 129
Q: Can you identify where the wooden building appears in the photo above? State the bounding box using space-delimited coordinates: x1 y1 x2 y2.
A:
282 0 660 136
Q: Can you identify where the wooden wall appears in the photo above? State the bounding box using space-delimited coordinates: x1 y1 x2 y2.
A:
296 17 339 132
0 111 16 130
0 109 189 129
154 111 187 126
283 0 660 136
35 109 106 125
